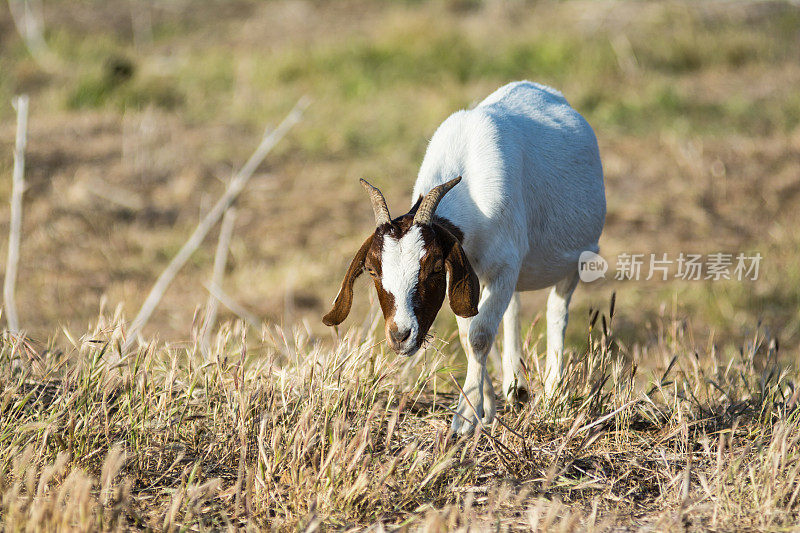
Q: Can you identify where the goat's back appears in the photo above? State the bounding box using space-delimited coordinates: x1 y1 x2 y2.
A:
415 81 606 289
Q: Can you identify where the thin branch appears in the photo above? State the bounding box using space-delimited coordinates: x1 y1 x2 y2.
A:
7 0 58 72
204 282 260 331
201 207 237 356
5 95 29 334
129 0 153 50
123 97 309 352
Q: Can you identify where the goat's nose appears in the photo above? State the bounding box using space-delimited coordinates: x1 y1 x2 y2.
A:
390 328 411 345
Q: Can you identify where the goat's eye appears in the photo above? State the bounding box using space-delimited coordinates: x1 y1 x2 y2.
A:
433 259 444 273
365 266 378 277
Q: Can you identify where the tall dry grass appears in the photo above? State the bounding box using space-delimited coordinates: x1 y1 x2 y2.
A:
1 297 798 531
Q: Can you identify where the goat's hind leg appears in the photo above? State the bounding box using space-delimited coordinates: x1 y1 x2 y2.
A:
544 270 579 398
502 292 529 406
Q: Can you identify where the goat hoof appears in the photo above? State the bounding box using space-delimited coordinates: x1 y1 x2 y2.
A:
450 395 487 436
506 386 530 408
450 408 497 437
450 414 478 437
503 379 530 409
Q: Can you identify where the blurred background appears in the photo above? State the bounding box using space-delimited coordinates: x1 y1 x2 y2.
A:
0 0 799 358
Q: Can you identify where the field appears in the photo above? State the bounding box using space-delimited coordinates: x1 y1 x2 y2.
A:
1 0 800 530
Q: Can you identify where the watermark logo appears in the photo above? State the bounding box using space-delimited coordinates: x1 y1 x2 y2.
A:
578 251 608 282
576 251 762 282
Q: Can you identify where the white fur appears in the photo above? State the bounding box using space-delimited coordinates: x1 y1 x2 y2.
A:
380 225 425 353
412 81 606 434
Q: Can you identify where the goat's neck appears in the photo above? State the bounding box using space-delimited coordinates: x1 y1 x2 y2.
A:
432 215 466 243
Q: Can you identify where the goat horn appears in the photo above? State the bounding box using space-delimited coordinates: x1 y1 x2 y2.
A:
413 176 462 226
360 179 391 226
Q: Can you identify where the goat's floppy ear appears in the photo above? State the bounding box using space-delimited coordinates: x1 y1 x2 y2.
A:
323 234 374 326
437 226 479 318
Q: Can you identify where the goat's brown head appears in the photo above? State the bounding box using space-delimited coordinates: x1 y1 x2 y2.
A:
323 177 479 356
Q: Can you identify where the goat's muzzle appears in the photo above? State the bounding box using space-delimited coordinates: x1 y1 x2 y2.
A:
386 324 419 357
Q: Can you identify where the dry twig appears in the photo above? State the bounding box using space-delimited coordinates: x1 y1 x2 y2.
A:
7 0 58 72
123 97 310 352
201 207 238 356
4 95 29 335
203 281 260 331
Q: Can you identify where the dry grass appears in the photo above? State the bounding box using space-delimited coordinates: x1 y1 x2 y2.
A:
1 296 798 531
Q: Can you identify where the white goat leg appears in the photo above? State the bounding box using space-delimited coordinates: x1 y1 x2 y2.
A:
502 292 527 404
451 271 516 434
544 271 579 397
452 316 490 435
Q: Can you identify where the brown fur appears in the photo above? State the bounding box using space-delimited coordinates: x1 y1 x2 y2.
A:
324 209 479 353
436 222 479 318
322 234 374 326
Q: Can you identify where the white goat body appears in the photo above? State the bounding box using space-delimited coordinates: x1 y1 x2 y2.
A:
414 81 605 287
323 81 605 434
413 81 605 433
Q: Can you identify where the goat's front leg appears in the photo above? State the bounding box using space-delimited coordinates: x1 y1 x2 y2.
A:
451 271 516 435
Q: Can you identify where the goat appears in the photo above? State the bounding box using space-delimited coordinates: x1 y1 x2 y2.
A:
323 81 606 434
